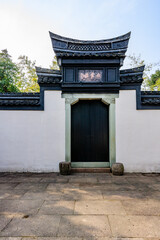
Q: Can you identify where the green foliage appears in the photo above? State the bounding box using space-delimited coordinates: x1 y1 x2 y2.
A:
0 50 40 93
0 49 20 93
17 55 40 92
148 70 160 91
50 56 60 70
127 54 160 90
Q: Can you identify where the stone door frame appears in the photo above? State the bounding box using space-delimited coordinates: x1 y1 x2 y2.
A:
62 93 119 168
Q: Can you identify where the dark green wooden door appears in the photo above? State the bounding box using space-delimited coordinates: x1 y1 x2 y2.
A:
71 100 109 162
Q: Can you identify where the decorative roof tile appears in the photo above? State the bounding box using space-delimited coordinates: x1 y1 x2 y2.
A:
120 66 145 84
36 67 61 75
36 67 62 85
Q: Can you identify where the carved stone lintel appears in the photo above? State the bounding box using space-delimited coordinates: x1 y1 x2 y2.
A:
101 98 111 105
65 98 79 105
102 98 115 105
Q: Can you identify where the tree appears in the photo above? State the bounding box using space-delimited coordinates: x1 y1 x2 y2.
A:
126 54 160 90
50 56 60 70
148 70 160 91
0 49 20 93
17 55 40 92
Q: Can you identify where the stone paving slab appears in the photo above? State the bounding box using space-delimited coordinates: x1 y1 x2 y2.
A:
58 215 111 237
40 177 70 184
106 178 133 184
0 177 14 183
102 189 148 200
122 199 160 215
97 178 113 183
0 190 26 200
0 184 18 190
68 177 98 184
22 238 83 240
78 183 101 189
0 173 160 239
74 200 126 215
0 215 61 237
40 178 57 183
148 183 160 191
0 216 12 232
109 215 160 238
100 184 136 191
8 177 42 183
21 191 62 201
21 237 111 240
0 238 148 240
126 177 157 185
14 183 48 191
38 201 75 215
47 183 79 191
145 190 160 200
0 238 22 240
0 200 43 215
18 238 155 240
61 189 103 200
28 173 58 177
83 238 144 240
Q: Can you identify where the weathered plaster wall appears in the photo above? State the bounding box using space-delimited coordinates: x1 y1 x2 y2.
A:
116 90 160 172
0 91 65 172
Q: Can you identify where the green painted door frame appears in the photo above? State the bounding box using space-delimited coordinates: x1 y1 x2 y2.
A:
62 93 119 168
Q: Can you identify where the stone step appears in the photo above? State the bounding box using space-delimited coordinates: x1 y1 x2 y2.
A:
71 167 111 173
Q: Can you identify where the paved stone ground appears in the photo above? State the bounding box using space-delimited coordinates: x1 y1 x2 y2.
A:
0 172 160 240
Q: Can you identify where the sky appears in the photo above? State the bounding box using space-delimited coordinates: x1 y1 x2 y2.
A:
0 0 160 69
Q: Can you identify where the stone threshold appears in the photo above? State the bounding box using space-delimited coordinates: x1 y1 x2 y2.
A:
71 167 111 173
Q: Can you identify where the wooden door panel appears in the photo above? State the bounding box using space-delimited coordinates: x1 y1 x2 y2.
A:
71 100 109 162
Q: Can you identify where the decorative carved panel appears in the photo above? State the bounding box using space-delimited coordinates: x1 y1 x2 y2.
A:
68 43 111 51
78 70 103 83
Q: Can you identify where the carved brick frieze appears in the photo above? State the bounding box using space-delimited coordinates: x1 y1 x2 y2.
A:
141 97 160 105
120 74 143 84
38 76 61 84
0 99 40 106
141 91 160 106
68 43 111 51
141 91 160 95
0 93 40 106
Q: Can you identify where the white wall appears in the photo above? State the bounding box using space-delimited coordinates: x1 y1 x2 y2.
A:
116 90 160 172
1 89 160 173
0 91 65 172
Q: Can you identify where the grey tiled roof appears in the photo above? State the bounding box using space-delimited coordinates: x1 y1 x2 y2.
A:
49 32 131 58
120 66 145 84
